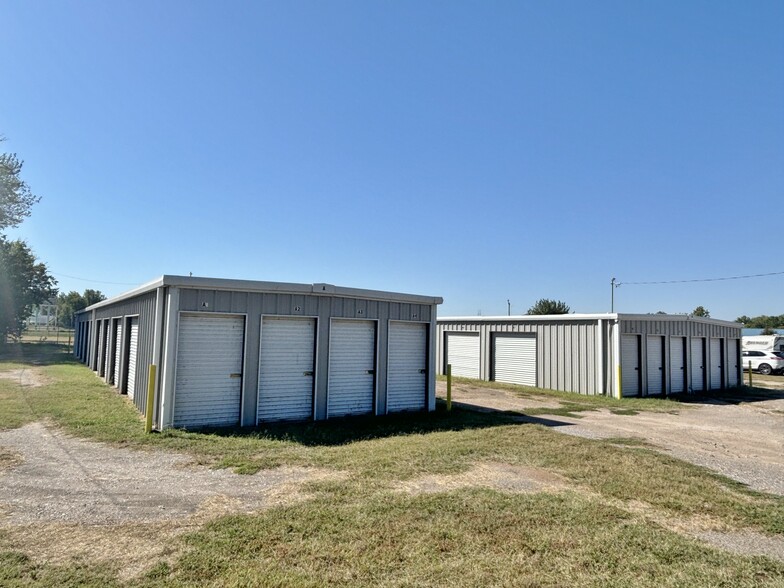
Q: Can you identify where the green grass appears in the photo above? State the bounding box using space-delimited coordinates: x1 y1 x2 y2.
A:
2 343 784 586
438 374 688 415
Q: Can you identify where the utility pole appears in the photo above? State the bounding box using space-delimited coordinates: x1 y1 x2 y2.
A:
507 299 511 316
611 277 616 312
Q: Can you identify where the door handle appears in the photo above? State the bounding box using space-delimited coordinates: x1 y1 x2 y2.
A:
366 370 375 375
303 371 314 376
229 373 242 379
419 369 426 374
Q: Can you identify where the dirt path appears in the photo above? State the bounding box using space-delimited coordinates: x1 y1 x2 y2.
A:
0 422 343 579
437 381 784 496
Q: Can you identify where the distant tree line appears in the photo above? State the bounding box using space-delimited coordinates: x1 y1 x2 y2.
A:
735 315 784 329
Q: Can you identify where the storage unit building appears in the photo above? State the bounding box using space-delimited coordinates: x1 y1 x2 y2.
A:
74 276 442 429
437 314 741 397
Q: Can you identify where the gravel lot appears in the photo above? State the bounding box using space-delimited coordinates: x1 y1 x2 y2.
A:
437 380 784 496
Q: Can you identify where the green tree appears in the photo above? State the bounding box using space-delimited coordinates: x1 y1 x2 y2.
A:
761 326 776 336
0 144 40 231
56 289 106 328
527 299 570 315
736 315 751 325
692 306 710 318
0 238 57 340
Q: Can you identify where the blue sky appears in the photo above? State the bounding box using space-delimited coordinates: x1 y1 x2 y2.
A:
1 1 782 320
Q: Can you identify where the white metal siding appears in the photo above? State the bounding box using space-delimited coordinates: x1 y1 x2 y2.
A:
493 335 536 386
646 336 664 395
113 321 122 386
257 317 316 422
727 339 739 387
387 322 427 413
328 320 375 418
621 335 639 397
670 336 686 394
710 338 723 390
127 318 139 400
446 333 480 379
691 338 705 392
174 314 245 428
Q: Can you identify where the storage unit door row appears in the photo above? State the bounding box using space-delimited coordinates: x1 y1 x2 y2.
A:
442 330 740 396
169 315 430 429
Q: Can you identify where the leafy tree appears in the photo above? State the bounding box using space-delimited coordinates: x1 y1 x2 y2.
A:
733 314 784 328
0 238 57 340
0 144 40 231
527 299 570 315
761 327 776 336
56 289 106 328
691 306 710 318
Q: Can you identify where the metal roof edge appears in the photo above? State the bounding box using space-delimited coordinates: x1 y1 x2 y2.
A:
615 313 741 328
79 276 165 314
437 313 740 327
78 275 442 313
438 314 618 322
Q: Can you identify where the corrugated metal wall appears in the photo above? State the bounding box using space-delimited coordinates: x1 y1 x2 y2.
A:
437 317 742 397
75 291 159 413
437 319 602 395
176 288 435 424
620 318 741 395
78 285 437 428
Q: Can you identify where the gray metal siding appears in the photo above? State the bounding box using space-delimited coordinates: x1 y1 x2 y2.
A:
79 284 439 429
437 320 600 395
177 289 435 423
78 291 158 413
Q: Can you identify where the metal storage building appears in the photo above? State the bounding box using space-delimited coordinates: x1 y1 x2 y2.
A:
437 314 742 397
74 275 442 429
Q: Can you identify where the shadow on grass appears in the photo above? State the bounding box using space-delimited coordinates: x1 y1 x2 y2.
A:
184 401 533 447
675 386 784 405
0 342 76 366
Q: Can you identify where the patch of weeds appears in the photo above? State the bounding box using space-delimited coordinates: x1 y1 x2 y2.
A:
167 489 784 587
610 408 640 416
141 561 172 581
0 549 119 588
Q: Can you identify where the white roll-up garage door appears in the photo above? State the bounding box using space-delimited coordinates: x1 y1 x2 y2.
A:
127 317 139 400
328 320 375 418
257 317 316 422
446 333 480 379
670 337 686 394
690 338 705 392
646 336 664 395
387 322 427 413
174 314 245 428
113 320 123 387
493 335 536 386
727 339 739 387
621 335 640 397
709 338 723 390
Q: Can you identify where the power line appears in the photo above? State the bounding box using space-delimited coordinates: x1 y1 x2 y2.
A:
51 272 138 286
618 270 784 286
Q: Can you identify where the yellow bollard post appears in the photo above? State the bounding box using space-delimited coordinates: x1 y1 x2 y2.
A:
748 361 753 389
446 364 452 412
145 365 156 433
616 365 622 399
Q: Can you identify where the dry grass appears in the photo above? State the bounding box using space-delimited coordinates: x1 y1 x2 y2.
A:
1 344 784 586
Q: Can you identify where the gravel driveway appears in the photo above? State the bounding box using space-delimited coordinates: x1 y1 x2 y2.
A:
437 381 784 496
